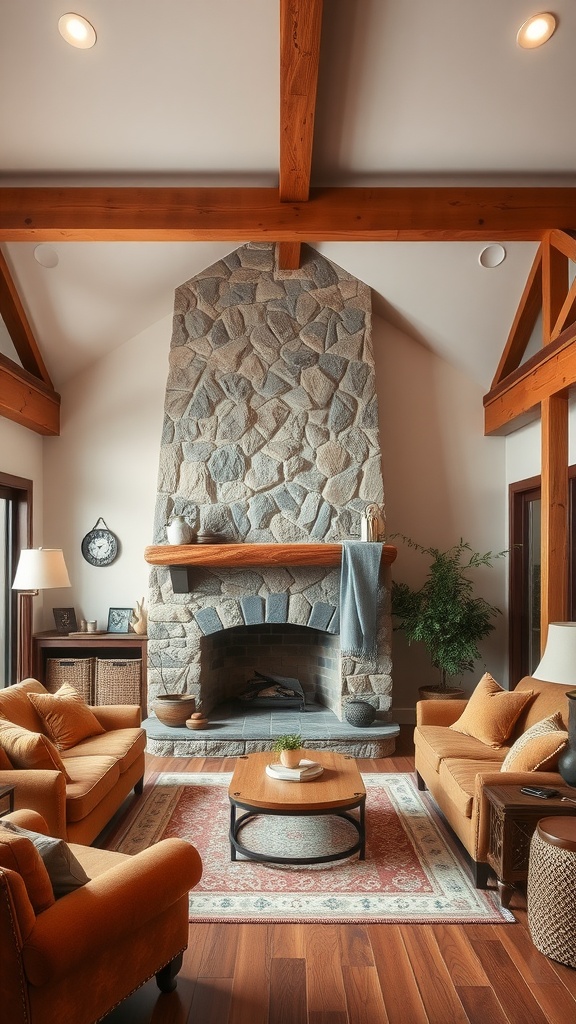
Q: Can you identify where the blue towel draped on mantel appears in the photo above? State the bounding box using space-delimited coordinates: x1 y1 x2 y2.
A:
339 541 383 659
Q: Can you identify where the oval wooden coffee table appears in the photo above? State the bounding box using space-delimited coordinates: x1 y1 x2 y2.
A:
228 750 366 864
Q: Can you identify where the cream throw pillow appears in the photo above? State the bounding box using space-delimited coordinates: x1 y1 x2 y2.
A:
449 672 534 749
27 682 105 751
500 712 568 772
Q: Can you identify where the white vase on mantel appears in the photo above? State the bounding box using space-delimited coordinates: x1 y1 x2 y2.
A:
166 516 193 545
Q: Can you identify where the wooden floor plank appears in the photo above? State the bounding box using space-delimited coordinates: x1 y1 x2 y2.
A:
471 939 551 1024
269 958 307 1024
339 924 375 968
527 981 576 1024
368 925 428 1024
228 925 271 1024
341 965 389 1024
456 985 509 1024
270 922 307 958
400 926 469 1024
434 924 491 987
187 977 233 1024
308 1012 349 1024
197 922 239 978
304 924 347 1013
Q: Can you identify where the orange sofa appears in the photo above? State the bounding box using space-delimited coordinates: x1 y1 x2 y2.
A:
0 808 202 1024
0 679 146 843
414 676 572 887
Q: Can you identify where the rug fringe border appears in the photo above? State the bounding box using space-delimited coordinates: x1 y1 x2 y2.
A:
189 913 515 925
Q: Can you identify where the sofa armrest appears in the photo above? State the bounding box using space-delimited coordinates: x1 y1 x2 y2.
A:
473 769 564 861
90 705 141 730
22 838 202 985
0 770 67 839
416 699 468 727
3 810 50 834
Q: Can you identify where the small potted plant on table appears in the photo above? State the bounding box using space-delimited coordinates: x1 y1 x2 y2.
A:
272 734 303 767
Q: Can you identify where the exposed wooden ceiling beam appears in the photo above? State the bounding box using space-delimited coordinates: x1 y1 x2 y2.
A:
542 231 568 342
0 353 60 435
278 0 323 270
2 186 576 242
0 249 53 388
484 321 576 435
490 245 542 389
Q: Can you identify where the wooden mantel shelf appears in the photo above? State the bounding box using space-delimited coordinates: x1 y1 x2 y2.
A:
144 543 397 569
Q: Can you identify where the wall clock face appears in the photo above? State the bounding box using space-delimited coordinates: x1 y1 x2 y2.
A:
81 519 118 566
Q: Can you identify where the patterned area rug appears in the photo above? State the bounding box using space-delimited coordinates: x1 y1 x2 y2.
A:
107 772 514 924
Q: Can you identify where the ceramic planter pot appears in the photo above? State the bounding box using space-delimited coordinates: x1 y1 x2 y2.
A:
153 694 196 727
344 699 376 727
418 685 466 701
279 748 303 767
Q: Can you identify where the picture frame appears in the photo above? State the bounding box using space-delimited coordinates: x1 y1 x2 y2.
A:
53 607 78 634
107 607 133 634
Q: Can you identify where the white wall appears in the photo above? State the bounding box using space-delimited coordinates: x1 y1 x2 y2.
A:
41 314 172 631
372 316 508 720
0 416 45 630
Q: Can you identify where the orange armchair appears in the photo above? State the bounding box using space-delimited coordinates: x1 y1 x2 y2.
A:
0 809 202 1024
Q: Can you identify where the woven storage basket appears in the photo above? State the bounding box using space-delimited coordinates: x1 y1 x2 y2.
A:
95 658 141 705
45 658 94 703
527 822 576 968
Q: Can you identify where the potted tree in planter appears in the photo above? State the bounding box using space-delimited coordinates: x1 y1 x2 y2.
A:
391 536 505 699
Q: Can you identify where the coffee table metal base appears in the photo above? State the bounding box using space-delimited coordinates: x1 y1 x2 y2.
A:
229 799 366 865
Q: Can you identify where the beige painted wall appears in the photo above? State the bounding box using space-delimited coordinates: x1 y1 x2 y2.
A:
373 318 508 719
0 415 44 629
41 314 171 633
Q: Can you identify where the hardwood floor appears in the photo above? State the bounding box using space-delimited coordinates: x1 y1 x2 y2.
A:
102 728 576 1024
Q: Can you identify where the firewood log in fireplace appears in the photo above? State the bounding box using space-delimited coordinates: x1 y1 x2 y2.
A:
238 671 306 709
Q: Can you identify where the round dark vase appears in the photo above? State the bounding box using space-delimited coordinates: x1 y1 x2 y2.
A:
344 699 376 728
558 690 576 787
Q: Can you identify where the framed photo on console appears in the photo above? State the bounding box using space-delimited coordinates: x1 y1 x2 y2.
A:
53 607 78 634
107 607 133 633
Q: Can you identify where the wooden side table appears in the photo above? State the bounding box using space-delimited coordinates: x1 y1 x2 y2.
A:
0 784 15 817
484 784 576 907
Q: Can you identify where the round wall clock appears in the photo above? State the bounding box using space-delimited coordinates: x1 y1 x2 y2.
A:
81 518 119 567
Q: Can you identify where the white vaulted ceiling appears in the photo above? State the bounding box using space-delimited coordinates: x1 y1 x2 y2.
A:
1 0 575 387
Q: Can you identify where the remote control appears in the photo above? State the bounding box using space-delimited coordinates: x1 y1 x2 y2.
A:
520 786 559 799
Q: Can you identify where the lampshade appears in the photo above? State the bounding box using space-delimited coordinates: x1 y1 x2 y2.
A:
532 622 576 685
12 548 71 592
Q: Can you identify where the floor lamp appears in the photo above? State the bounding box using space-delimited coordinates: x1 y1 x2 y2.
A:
12 548 71 682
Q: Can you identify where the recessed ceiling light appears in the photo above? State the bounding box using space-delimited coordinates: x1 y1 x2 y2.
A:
479 244 506 269
517 13 557 49
58 13 97 49
33 245 59 269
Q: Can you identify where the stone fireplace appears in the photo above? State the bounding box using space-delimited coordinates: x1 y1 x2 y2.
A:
145 242 397 753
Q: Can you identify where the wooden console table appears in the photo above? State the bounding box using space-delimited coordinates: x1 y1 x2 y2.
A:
485 784 576 907
32 631 148 715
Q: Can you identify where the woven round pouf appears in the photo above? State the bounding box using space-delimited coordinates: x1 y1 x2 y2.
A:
527 816 576 968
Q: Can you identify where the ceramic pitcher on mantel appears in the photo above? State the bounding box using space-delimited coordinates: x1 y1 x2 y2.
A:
166 515 193 545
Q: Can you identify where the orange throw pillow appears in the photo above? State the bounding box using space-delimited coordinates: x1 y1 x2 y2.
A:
0 826 55 913
0 719 69 775
449 672 534 749
27 683 105 751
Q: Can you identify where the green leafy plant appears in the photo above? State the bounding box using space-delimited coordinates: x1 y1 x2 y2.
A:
272 733 302 753
390 536 506 692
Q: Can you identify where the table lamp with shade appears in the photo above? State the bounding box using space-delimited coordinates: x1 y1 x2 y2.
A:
12 548 71 682
532 622 576 786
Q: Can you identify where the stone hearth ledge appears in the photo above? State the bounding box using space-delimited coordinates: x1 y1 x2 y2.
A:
144 702 400 759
